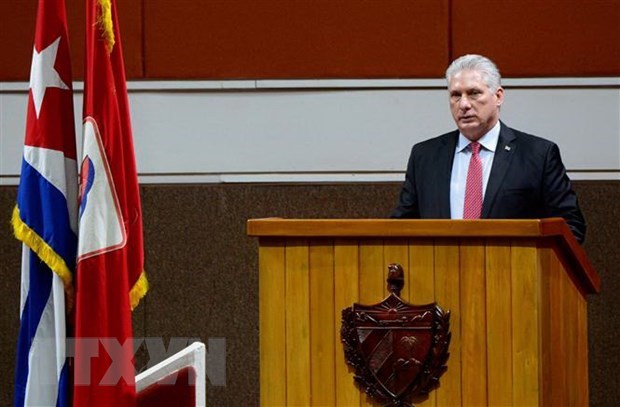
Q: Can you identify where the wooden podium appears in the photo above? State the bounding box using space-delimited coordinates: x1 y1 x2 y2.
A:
247 218 600 406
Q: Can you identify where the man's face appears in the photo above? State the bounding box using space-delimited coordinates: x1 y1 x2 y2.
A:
449 69 504 141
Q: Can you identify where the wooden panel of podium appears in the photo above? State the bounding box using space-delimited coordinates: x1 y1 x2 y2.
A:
247 218 600 406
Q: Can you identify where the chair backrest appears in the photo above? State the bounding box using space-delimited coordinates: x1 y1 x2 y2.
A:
136 341 206 407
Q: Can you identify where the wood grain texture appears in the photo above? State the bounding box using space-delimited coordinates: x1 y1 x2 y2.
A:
309 241 336 406
0 0 144 80
359 240 385 304
550 253 568 406
460 239 487 406
359 240 385 407
252 223 596 406
258 239 286 405
562 261 580 406
408 239 435 305
285 240 311 406
486 239 513 406
539 246 556 407
4 1 619 80
511 240 540 406
333 240 361 406
433 239 461 407
409 239 436 407
249 218 543 238
142 0 449 79
248 218 599 294
576 295 589 406
452 0 620 76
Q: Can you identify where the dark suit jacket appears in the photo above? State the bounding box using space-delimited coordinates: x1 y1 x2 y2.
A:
392 122 586 243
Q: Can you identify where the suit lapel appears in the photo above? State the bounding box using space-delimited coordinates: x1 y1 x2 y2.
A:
482 123 517 218
437 131 458 218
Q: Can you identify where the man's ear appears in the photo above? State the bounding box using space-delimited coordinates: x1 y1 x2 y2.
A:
496 87 505 107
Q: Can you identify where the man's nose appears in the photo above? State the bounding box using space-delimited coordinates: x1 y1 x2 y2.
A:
459 96 472 109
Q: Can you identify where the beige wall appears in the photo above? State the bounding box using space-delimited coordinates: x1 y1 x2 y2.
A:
2 80 619 184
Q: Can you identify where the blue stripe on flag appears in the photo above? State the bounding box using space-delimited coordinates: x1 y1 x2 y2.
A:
14 160 74 407
56 362 70 407
14 250 70 407
14 251 53 407
17 160 77 270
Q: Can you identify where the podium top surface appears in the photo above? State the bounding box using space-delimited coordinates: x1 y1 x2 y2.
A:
249 218 568 238
247 218 600 294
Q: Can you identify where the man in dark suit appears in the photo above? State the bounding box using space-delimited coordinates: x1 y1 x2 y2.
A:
392 54 586 243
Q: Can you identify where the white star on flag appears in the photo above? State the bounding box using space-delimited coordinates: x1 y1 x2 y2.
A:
30 36 69 118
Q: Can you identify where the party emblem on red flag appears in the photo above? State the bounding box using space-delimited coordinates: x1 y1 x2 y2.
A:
341 264 451 407
77 117 126 261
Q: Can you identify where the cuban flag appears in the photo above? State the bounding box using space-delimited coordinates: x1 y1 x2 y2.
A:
12 0 77 406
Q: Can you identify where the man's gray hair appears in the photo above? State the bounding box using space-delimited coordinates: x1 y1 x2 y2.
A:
445 54 502 92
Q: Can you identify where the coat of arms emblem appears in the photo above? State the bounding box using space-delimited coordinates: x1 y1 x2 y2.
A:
341 264 451 406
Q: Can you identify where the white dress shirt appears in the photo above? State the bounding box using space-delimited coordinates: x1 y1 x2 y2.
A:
450 121 501 219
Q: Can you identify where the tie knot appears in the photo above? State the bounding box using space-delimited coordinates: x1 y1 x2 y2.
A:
470 142 481 155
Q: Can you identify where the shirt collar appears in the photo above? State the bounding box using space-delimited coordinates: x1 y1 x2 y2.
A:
456 120 501 153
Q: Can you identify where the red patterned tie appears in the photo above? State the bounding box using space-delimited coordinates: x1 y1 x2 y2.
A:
463 142 483 219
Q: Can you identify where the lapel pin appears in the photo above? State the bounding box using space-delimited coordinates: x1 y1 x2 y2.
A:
505 145 511 151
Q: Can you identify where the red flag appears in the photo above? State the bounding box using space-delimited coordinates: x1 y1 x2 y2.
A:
73 0 147 405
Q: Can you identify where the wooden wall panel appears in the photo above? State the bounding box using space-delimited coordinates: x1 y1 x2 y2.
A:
452 0 620 77
333 240 361 406
576 295 589 405
460 240 487 405
3 0 618 80
541 244 591 405
563 265 579 404
309 241 335 406
510 241 541 406
142 0 449 79
113 0 144 79
255 232 597 406
409 239 436 407
539 246 556 406
284 240 311 406
359 240 386 303
0 0 38 80
486 240 514 405
409 239 435 305
358 240 385 407
0 0 142 80
559 260 590 405
433 240 461 407
258 239 286 405
552 254 569 406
